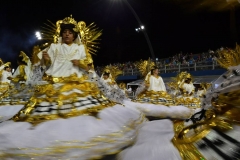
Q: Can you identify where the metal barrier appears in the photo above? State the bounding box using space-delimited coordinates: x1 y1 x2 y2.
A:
122 62 221 75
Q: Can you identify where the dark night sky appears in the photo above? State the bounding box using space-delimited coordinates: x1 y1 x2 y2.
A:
0 0 240 68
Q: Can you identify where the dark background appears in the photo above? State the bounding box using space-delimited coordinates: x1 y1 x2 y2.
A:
0 0 240 68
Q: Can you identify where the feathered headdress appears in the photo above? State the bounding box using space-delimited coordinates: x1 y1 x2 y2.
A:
19 51 30 64
173 71 192 84
136 58 156 77
4 62 11 68
102 66 122 81
200 82 211 90
217 44 240 69
169 71 193 89
31 45 41 65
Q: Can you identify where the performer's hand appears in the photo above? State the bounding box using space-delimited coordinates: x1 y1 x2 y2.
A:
71 59 80 66
42 51 50 61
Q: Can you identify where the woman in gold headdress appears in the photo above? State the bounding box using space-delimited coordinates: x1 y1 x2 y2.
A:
179 73 195 96
134 63 172 105
0 62 12 100
173 72 201 109
101 68 118 89
124 60 193 119
0 16 145 159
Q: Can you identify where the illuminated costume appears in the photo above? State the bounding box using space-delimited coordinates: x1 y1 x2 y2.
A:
6 51 34 104
100 66 120 89
134 60 173 105
126 59 193 119
0 62 12 102
172 72 201 109
0 16 145 159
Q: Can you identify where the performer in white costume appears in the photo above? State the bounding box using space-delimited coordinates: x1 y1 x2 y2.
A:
1 66 12 84
134 64 173 105
173 72 201 109
0 63 12 99
145 66 166 92
0 16 145 159
126 60 193 119
179 73 195 96
5 51 35 103
100 66 120 89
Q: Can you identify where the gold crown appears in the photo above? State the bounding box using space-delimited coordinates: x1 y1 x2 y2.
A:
4 62 11 67
217 44 240 69
55 15 80 35
137 58 155 77
185 73 192 79
103 68 111 74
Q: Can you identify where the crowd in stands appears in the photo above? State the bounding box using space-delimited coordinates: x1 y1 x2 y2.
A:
95 47 224 75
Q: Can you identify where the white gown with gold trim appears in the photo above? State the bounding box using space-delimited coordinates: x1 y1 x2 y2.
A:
147 75 166 92
127 74 193 119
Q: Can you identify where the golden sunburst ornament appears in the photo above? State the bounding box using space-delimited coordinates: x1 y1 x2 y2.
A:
103 66 122 81
40 15 102 56
136 58 155 77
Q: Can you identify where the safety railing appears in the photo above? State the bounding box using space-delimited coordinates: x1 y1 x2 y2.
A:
122 62 221 76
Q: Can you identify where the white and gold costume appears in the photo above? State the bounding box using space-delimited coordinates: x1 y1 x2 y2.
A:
1 70 12 84
146 73 166 92
0 62 12 99
100 66 121 89
173 72 201 109
128 60 192 119
134 60 173 105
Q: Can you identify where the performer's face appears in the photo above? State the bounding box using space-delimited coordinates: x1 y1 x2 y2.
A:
103 75 109 80
185 78 191 84
62 29 75 44
153 69 159 74
6 67 11 72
